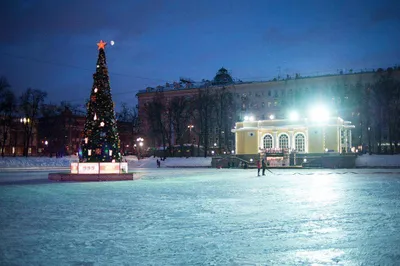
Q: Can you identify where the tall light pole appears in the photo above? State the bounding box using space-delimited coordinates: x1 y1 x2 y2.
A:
136 137 144 160
187 125 194 144
20 117 30 157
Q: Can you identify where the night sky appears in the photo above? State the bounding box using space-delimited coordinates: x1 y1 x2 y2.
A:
1 0 399 107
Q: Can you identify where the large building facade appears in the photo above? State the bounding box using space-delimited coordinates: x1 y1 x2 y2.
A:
137 68 400 154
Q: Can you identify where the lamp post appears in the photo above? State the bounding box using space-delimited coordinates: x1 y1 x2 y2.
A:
44 140 48 156
187 125 194 156
136 137 144 160
20 117 30 157
187 125 194 144
368 126 371 154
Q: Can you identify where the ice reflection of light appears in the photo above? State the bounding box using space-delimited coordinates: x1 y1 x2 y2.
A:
307 176 338 203
295 249 345 264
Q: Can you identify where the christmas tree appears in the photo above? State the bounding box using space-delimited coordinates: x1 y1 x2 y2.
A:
80 40 121 163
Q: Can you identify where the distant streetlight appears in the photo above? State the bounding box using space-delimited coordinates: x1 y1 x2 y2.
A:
188 125 194 144
136 137 144 159
20 117 31 157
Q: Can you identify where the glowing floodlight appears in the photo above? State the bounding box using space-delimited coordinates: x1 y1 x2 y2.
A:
249 116 255 121
289 111 299 121
309 105 330 122
244 116 249 121
269 114 275 120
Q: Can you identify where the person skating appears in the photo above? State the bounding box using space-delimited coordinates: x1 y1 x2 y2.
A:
257 159 261 176
262 158 267 175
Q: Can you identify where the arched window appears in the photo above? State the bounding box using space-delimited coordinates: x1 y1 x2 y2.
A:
279 134 289 149
263 135 273 149
295 133 305 152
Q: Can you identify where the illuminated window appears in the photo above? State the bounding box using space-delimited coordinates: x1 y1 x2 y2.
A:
263 135 273 149
295 134 305 152
279 134 289 149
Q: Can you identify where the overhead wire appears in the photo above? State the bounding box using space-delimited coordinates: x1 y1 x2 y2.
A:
1 51 171 103
1 52 169 82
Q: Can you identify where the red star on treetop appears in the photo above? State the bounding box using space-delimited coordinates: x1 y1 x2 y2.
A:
97 40 107 50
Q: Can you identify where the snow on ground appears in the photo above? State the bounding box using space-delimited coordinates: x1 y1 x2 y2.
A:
0 154 399 170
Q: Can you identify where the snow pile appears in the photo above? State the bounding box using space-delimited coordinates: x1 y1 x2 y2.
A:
355 154 400 168
0 155 211 169
125 156 211 168
0 154 399 169
0 156 79 169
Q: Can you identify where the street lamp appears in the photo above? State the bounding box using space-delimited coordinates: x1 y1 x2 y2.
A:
187 124 194 144
20 117 30 157
136 137 144 160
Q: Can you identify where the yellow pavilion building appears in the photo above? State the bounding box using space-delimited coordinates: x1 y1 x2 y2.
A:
232 116 355 159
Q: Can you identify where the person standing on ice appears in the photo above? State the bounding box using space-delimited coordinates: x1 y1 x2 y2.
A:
257 159 261 176
262 158 267 175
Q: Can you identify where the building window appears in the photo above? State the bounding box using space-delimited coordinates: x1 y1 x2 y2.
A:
279 134 289 149
295 133 305 152
263 135 273 149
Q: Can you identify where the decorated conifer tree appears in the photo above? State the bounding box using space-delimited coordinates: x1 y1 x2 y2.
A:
80 40 121 162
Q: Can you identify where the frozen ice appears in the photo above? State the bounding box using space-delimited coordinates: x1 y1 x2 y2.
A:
1 164 400 265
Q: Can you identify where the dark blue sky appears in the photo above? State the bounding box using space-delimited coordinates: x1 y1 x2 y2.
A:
1 0 399 107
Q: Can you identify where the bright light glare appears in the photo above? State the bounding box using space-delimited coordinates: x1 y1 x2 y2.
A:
289 111 299 121
249 116 254 121
269 114 275 120
309 105 329 122
244 116 249 121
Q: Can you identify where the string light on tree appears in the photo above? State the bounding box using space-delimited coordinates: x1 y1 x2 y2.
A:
80 40 122 163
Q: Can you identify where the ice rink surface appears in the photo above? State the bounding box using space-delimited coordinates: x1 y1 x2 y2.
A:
1 168 400 265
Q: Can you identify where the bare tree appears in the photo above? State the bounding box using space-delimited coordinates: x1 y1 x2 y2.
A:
0 78 17 157
371 71 400 154
170 96 191 146
193 88 215 157
143 92 168 157
117 102 140 153
20 88 47 156
0 76 9 93
213 87 235 153
117 102 139 131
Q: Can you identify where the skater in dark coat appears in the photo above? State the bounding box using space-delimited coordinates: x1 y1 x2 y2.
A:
257 159 261 176
262 158 267 175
